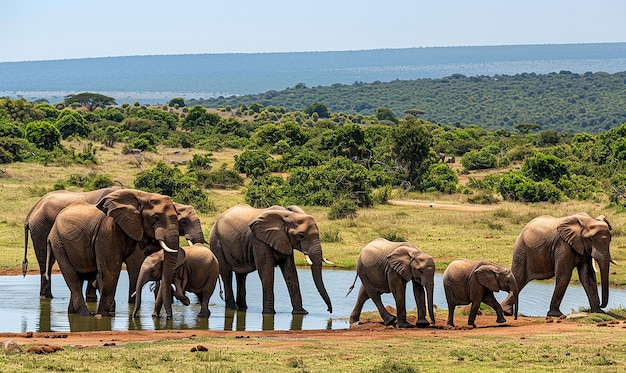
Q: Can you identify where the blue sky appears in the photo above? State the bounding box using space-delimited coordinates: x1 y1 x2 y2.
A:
2 0 624 62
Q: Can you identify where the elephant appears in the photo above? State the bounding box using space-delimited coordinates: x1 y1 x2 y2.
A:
209 204 333 315
347 238 435 328
45 189 181 316
23 187 206 302
132 244 219 318
501 213 613 318
23 187 120 298
443 259 518 328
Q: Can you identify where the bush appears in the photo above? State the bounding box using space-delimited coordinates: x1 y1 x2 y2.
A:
25 120 61 151
245 175 285 207
327 199 358 220
234 149 271 178
424 163 458 194
461 149 498 170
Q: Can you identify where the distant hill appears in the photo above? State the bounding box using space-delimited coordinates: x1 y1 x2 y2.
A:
191 70 626 134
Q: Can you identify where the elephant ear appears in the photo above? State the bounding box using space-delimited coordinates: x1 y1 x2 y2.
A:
595 215 612 231
557 215 587 255
174 247 187 271
96 190 152 242
473 264 500 292
285 205 306 214
387 245 415 282
250 210 293 256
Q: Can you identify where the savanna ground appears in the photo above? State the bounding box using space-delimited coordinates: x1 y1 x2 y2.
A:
2 141 626 371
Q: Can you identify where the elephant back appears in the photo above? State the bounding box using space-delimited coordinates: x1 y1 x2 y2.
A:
55 202 103 243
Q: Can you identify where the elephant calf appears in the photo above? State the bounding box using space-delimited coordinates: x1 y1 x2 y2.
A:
348 238 435 328
132 244 219 319
443 259 518 328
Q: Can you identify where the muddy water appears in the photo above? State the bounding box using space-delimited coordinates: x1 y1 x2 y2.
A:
1 269 624 333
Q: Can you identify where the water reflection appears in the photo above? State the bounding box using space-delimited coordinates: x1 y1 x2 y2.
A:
1 269 625 333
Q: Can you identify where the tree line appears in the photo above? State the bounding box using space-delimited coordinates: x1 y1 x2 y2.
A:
190 71 626 134
2 92 626 219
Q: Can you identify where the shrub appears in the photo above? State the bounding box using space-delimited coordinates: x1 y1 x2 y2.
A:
245 175 285 207
327 199 358 220
25 120 61 151
234 149 271 178
461 149 497 170
423 163 458 194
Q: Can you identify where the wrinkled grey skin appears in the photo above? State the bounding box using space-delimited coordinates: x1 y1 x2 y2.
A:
23 187 206 303
501 213 612 318
23 188 120 299
348 238 435 328
209 204 332 315
443 259 519 328
46 190 181 316
132 244 219 319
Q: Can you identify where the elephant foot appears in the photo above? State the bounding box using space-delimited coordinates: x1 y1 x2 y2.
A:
262 309 276 315
197 311 210 318
382 315 397 326
416 319 431 328
496 316 507 324
589 307 605 314
152 312 161 318
396 320 414 329
180 296 191 306
73 307 92 317
547 309 564 318
292 308 308 315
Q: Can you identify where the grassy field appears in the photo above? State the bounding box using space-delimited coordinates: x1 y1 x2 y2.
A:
2 141 626 371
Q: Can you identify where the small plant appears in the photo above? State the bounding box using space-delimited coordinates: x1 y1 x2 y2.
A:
321 229 343 243
328 199 358 220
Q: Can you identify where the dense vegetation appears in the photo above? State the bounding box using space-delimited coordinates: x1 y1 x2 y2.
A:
2 86 626 218
190 71 626 134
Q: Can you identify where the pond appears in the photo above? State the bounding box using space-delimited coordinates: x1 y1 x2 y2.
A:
1 269 624 333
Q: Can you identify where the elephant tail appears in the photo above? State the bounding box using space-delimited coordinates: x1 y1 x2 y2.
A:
345 272 359 297
22 222 30 277
218 275 224 301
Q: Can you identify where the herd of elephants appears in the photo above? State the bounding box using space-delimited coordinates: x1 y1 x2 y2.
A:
22 187 614 329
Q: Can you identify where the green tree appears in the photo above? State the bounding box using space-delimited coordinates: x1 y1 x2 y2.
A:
56 110 91 139
25 120 61 150
376 107 399 124
514 122 541 134
168 97 186 107
64 92 116 111
424 163 458 193
234 149 271 178
392 118 433 189
304 102 330 118
521 153 569 183
181 105 220 131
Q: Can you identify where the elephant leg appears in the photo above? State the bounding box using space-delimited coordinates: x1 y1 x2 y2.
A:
95 262 122 317
235 272 248 311
467 300 482 328
412 282 429 328
444 285 457 327
256 266 276 314
577 262 603 313
41 250 55 299
364 287 396 326
349 285 369 324
221 269 237 310
197 290 211 318
548 264 574 317
85 281 98 303
278 259 307 314
502 253 529 316
482 292 506 323
391 285 411 328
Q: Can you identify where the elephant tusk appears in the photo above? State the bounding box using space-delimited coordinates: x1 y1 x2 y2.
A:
187 239 193 246
131 291 136 298
160 240 178 253
305 255 313 265
323 258 334 265
593 259 599 274
612 259 619 265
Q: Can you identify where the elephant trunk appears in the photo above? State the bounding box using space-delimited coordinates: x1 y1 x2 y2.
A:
132 269 152 318
599 259 610 309
511 282 519 320
307 245 332 313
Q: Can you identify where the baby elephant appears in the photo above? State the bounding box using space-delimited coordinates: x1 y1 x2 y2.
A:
132 243 219 318
348 238 435 328
443 259 519 328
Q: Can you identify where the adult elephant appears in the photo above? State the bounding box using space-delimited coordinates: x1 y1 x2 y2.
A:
23 188 120 298
501 213 613 317
46 189 181 316
347 238 435 328
23 187 206 302
132 244 219 319
443 259 518 328
209 204 333 314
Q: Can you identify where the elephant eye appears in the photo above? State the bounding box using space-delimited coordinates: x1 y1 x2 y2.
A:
297 232 305 240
